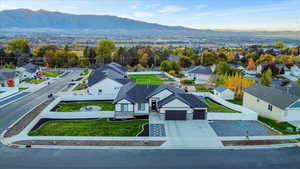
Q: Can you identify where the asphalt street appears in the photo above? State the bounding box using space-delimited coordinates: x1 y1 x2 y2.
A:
0 69 300 169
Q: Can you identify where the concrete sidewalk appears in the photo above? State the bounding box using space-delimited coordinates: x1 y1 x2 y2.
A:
162 120 223 148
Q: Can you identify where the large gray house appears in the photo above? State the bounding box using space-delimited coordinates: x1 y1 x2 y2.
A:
87 62 131 97
113 82 208 120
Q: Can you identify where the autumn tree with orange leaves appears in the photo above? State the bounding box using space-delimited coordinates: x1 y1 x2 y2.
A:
246 58 256 70
215 73 254 99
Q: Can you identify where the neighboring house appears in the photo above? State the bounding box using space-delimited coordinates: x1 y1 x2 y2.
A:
243 83 300 121
214 85 234 100
256 62 269 74
87 62 131 97
0 69 20 87
290 64 300 77
16 63 42 80
168 55 180 62
184 66 213 84
113 82 208 120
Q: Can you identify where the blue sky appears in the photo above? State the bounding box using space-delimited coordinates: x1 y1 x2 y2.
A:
0 0 299 31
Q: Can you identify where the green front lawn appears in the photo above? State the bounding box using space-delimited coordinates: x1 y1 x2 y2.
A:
28 118 148 136
205 98 240 113
128 74 164 85
24 79 45 84
55 101 115 112
19 87 28 91
228 99 243 105
258 116 300 135
43 71 62 77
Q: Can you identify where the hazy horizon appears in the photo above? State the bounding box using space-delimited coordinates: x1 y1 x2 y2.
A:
0 0 299 31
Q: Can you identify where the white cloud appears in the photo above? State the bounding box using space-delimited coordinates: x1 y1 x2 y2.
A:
159 5 185 13
133 11 153 18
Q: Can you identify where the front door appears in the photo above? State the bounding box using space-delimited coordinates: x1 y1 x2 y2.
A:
151 100 157 111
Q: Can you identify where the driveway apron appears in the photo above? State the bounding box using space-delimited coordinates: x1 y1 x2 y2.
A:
162 120 223 148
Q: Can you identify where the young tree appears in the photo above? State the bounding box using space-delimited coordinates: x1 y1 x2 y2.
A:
179 56 192 68
273 41 285 48
139 53 149 67
261 68 272 87
96 40 116 64
222 73 255 98
6 39 31 54
79 57 89 67
256 54 275 64
215 61 231 75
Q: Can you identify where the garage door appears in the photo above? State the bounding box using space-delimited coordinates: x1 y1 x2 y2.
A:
165 110 187 120
193 110 206 120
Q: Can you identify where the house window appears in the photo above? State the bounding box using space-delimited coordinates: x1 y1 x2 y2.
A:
114 87 120 90
268 104 272 111
121 104 129 112
138 103 145 111
98 89 102 94
257 98 260 102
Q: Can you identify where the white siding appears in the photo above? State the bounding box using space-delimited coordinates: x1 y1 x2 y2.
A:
243 92 286 121
214 89 234 100
162 99 190 108
134 103 149 114
89 78 123 96
152 89 173 100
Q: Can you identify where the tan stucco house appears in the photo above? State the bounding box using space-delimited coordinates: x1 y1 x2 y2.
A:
243 84 300 122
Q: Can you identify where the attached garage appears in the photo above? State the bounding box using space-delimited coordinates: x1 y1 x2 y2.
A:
165 110 187 120
193 109 206 120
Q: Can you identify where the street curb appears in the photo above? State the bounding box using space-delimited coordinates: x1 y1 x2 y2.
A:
0 101 47 145
7 142 297 150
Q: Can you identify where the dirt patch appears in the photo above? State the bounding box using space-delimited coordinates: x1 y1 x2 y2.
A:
223 139 297 146
14 140 165 147
4 99 54 138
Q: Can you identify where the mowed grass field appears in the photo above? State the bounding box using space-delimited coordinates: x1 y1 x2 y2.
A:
128 74 164 85
28 118 148 136
55 101 114 112
205 98 240 113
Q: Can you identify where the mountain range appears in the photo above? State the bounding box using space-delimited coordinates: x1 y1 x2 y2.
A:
0 9 193 31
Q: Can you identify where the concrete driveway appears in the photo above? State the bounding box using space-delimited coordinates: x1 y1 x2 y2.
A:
162 120 223 148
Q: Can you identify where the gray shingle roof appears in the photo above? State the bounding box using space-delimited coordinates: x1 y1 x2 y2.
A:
215 85 229 93
158 93 208 108
244 83 299 109
187 66 212 74
114 82 160 103
146 84 185 99
0 69 16 80
114 82 207 109
88 63 130 87
276 84 300 98
22 63 39 73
